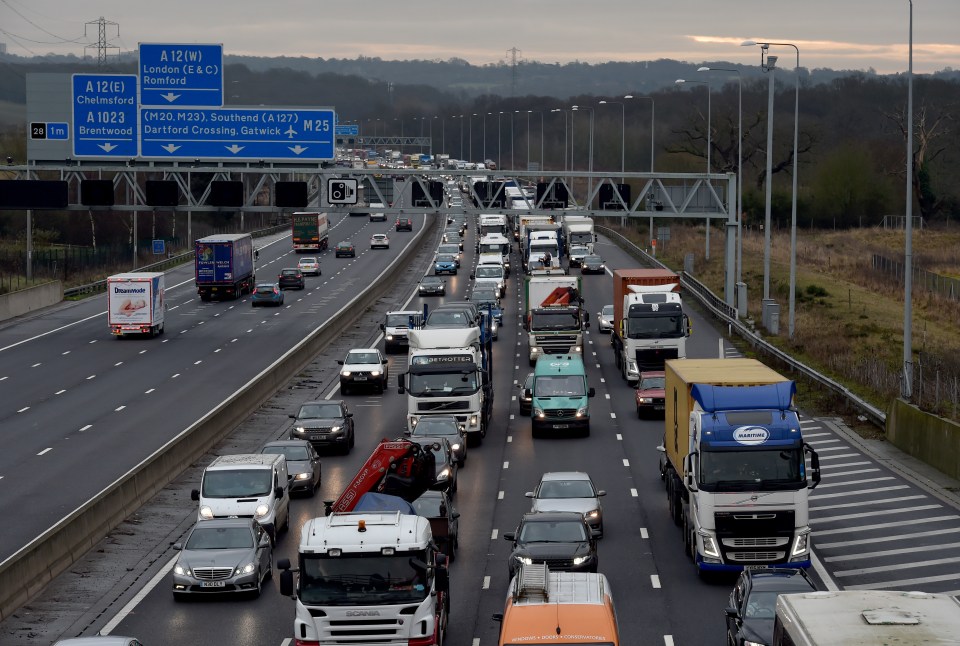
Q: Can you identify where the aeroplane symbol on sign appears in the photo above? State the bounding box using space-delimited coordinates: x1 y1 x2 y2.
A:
285 126 297 138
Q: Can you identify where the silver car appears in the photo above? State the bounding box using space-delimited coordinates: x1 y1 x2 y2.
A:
525 471 606 537
597 304 614 334
260 439 321 496
53 639 143 646
172 517 273 600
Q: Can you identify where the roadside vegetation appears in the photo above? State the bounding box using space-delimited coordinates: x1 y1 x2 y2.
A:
610 221 960 427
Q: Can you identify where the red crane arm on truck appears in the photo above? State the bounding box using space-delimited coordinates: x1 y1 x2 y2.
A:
331 439 436 513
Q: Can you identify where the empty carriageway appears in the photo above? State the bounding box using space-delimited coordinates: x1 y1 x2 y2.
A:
803 416 960 594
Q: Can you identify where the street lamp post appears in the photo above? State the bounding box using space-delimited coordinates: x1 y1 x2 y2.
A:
498 112 504 170
744 40 800 337
572 105 595 204
904 0 915 398
676 78 712 258
458 115 464 160
510 112 515 170
485 113 492 163
469 113 476 163
699 66 744 310
598 100 626 173
551 108 567 171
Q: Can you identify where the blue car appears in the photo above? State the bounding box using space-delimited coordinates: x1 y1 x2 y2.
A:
434 253 458 275
251 282 284 307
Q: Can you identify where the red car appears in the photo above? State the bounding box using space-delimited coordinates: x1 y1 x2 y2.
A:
635 371 666 418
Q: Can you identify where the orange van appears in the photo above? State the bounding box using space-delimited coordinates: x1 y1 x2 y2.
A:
495 564 619 645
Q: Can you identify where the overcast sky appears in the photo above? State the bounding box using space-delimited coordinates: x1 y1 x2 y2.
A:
1 0 957 74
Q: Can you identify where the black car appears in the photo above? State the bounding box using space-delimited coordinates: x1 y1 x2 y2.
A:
409 437 458 497
580 255 606 274
418 275 446 296
335 241 356 257
288 400 355 454
395 217 413 231
517 372 534 416
725 568 818 646
260 440 321 496
503 511 597 579
278 268 305 289
407 415 467 466
411 490 459 561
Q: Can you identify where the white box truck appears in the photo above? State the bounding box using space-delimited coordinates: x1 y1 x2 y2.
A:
107 272 165 337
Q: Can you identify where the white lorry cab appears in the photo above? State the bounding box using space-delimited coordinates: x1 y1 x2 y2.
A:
773 590 960 645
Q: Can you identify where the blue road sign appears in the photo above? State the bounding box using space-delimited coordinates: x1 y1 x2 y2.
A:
72 74 138 157
139 107 336 160
139 43 224 107
335 124 359 136
152 239 166 255
30 122 69 140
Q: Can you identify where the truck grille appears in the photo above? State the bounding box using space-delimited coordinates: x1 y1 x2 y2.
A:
635 348 679 371
729 551 785 562
321 617 403 640
715 511 796 564
192 566 234 580
535 334 579 353
723 537 789 548
418 400 470 412
544 409 577 419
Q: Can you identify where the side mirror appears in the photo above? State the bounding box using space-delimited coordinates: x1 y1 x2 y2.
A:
346 412 354 418
289 414 296 419
502 532 516 541
524 491 534 498
492 613 504 623
597 490 607 497
337 360 344 365
379 323 385 331
260 536 271 548
275 486 285 499
280 568 294 597
397 374 405 394
724 607 739 619
434 565 450 592
452 511 461 519
469 274 475 280
805 443 822 490
382 359 389 364
173 542 183 551
588 387 596 398
584 318 590 328
190 489 200 501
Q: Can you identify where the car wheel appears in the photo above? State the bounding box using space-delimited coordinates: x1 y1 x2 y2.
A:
250 570 262 598
637 405 643 419
265 552 274 580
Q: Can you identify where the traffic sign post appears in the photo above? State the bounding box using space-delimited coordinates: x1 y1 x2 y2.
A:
328 178 358 204
335 124 358 136
140 107 336 160
152 239 166 255
72 74 138 158
139 43 224 107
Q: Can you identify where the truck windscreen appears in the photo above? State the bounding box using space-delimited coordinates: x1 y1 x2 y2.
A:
626 313 684 338
531 310 581 330
299 551 430 606
699 447 805 492
409 372 479 396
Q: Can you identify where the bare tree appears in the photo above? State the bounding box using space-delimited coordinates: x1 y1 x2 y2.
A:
885 102 955 220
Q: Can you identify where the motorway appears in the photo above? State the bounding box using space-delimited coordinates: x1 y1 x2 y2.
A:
2 201 960 645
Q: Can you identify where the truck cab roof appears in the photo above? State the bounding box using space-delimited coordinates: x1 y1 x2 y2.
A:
299 512 431 554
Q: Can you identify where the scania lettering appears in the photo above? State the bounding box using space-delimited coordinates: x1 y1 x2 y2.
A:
661 358 821 576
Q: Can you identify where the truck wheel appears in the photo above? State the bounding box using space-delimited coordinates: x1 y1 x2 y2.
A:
669 477 683 526
200 293 211 302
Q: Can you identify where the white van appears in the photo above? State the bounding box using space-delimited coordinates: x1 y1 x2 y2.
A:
191 454 290 542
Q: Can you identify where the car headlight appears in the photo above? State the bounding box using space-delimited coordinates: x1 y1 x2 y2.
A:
437 468 451 481
514 556 533 565
743 641 765 646
450 443 461 452
585 509 600 519
572 556 590 565
199 506 214 519
255 504 270 519
341 370 352 377
370 370 381 377
174 562 191 576
533 408 544 418
237 562 256 575
576 406 588 417
294 426 306 433
385 335 394 341
698 530 721 559
295 472 312 481
791 530 811 558
330 425 342 434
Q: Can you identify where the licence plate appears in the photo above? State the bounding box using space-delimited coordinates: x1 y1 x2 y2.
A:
744 565 770 571
654 405 665 411
201 581 226 587
553 424 569 429
354 375 367 381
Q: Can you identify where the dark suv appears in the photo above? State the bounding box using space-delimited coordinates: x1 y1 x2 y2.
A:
278 268 305 290
288 400 355 454
395 217 413 232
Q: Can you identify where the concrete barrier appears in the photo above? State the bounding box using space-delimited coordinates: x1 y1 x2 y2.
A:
0 217 435 620
0 280 62 322
887 398 960 481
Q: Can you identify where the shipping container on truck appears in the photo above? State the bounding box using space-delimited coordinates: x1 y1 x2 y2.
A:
661 358 821 576
612 268 689 383
291 212 329 252
194 233 256 301
106 272 165 337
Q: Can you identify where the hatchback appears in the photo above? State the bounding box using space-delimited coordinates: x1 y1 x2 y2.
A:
503 512 597 580
335 241 356 257
580 255 606 274
526 471 606 537
418 276 446 296
297 257 320 276
370 233 390 249
251 283 284 307
395 217 413 231
277 268 305 289
260 440 321 496
434 254 458 275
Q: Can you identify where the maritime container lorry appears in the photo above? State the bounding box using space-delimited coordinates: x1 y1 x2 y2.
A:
107 272 165 337
194 233 256 301
291 212 329 252
661 358 821 577
612 268 690 384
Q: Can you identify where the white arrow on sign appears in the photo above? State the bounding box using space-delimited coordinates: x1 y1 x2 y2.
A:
289 145 308 155
98 143 117 153
160 92 181 103
161 144 181 153
225 145 244 154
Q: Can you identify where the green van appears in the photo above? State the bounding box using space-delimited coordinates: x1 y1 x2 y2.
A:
528 355 595 437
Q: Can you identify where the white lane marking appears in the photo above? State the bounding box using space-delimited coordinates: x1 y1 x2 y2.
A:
101 554 179 635
815 504 940 522
86 374 96 380
818 527 960 550
172 373 181 379
491 529 498 540
31 362 41 367
815 515 959 537
214 348 221 353
819 461 871 470
816 446 853 452
0 311 107 353
139 350 147 354
610 412 616 419
0 376 7 381
37 448 52 456
80 424 92 431
600 378 605 383
62 351 70 355
835 556 960 578
510 414 515 420
631 489 639 497
472 639 480 646
596 363 601 368
231 338 238 343
145 388 155 394
17 406 29 413
482 576 491 589
640 527 649 538
651 575 661 588
814 477 896 489
818 453 861 461
812 485 909 500
247 329 253 333
507 435 513 443
846 572 960 591
55 389 66 395
805 438 841 445
194 360 202 365
822 468 880 478
616 434 623 441
115 405 126 412
825 541 960 563
170 306 180 311
115 361 123 367
812 495 926 512
623 459 630 467
89 340 96 344
162 339 169 343
809 549 839 590
503 461 510 469
498 491 504 500
664 637 675 646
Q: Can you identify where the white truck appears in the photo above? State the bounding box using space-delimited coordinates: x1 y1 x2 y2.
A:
523 274 586 365
478 214 509 238
561 216 596 254
399 327 493 446
773 591 960 645
525 231 561 273
278 512 450 646
107 272 165 337
477 233 512 274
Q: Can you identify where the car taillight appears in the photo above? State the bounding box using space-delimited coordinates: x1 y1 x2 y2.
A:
274 288 280 294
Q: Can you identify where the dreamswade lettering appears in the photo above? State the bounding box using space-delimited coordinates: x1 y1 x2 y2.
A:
113 286 147 294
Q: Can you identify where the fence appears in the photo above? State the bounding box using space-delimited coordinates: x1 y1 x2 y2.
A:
871 253 960 302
